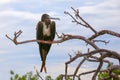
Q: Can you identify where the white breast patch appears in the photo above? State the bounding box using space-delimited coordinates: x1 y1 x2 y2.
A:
43 22 51 36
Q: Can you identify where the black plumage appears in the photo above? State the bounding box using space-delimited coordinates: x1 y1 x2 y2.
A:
36 14 56 73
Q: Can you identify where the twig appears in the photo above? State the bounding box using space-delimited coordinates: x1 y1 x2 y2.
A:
93 40 110 45
73 58 86 79
92 61 103 80
36 70 44 80
68 53 72 60
89 30 120 40
34 66 44 80
79 70 96 76
65 7 97 34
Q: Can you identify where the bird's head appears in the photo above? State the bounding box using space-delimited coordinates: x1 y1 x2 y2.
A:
41 14 51 25
41 14 60 25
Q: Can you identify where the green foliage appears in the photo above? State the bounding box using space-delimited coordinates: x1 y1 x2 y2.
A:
10 70 39 80
10 70 14 75
55 75 72 80
45 75 54 80
55 75 62 80
98 72 109 80
66 77 72 80
10 69 120 80
98 70 120 80
113 69 120 74
10 70 73 80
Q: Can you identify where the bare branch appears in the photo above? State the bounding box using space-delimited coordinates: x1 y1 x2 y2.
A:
79 70 96 76
65 7 98 34
68 53 72 60
89 30 120 40
5 30 68 45
93 40 110 45
64 11 86 27
73 58 86 79
34 66 44 80
6 31 100 51
109 65 120 70
92 61 103 80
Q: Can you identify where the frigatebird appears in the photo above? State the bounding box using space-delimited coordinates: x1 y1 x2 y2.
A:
36 14 59 73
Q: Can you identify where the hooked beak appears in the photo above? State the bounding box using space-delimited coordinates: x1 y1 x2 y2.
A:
49 17 60 20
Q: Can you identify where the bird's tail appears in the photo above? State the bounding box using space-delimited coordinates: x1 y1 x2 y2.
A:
40 48 47 73
40 61 47 73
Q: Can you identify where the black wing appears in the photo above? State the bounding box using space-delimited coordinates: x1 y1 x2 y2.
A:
36 21 43 42
50 21 56 41
36 21 44 61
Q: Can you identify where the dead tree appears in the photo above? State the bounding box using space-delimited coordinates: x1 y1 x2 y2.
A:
6 7 120 80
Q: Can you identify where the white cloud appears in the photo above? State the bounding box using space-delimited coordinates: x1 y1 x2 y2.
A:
0 10 60 29
0 0 12 4
85 1 95 5
0 50 8 54
79 0 120 14
78 0 120 31
0 10 40 21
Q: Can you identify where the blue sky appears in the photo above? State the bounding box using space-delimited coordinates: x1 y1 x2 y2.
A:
0 0 120 80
